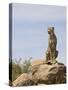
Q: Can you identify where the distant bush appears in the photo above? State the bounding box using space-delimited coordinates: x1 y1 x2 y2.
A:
9 57 32 82
9 62 22 82
12 62 22 81
22 57 32 73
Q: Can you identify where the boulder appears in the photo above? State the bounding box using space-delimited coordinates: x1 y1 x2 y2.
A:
32 62 66 84
12 62 66 86
12 73 35 86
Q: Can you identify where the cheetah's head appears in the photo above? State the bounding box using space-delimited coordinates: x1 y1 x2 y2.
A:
48 27 54 35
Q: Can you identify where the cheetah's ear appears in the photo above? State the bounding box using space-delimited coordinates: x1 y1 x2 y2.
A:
52 27 54 30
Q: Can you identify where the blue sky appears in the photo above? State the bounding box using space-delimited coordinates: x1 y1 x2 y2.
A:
12 3 66 64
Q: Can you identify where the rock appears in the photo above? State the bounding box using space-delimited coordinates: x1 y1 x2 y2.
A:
32 62 66 84
12 73 35 86
12 73 28 86
12 62 66 86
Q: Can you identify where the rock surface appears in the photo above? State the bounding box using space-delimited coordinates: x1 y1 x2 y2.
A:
31 62 66 84
12 62 66 86
12 73 35 86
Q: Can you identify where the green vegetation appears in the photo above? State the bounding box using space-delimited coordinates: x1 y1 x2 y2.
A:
22 58 31 73
12 62 22 81
9 57 32 82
